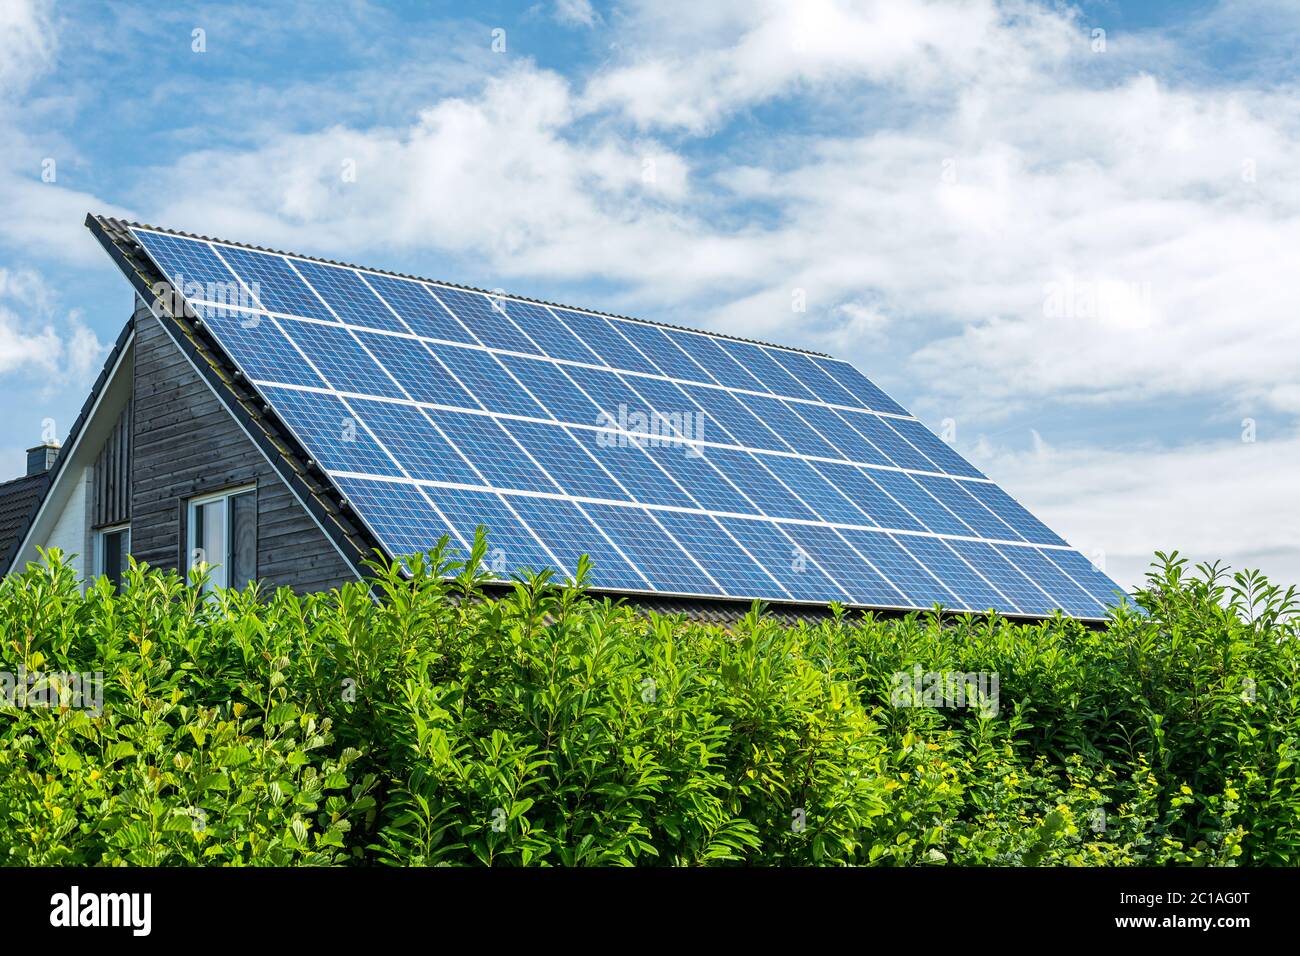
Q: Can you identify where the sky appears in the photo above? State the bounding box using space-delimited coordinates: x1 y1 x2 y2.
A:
0 0 1297 591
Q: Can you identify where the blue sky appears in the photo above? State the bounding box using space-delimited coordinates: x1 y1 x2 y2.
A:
1 0 1298 588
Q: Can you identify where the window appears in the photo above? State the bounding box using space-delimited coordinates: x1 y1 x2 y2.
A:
96 525 130 589
186 486 257 592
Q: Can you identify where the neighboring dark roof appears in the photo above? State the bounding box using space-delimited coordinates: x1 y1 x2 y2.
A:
0 472 51 575
93 215 831 358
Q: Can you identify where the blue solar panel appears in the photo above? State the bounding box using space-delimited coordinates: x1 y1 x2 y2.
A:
422 409 558 494
496 300 603 365
758 455 873 526
996 545 1104 617
430 487 558 578
567 428 698 509
129 225 1126 619
838 410 936 473
653 510 782 598
134 230 242 300
334 475 464 556
424 343 548 418
495 355 604 425
703 448 818 521
789 403 891 466
192 305 325 389
679 385 792 452
642 442 759 515
664 331 769 392
348 398 481 487
766 349 862 408
614 321 718 385
294 259 409 334
217 245 336 322
258 386 400 476
362 273 478 345
946 539 1058 616
278 319 405 399
812 358 909 416
498 419 630 502
354 332 482 410
581 504 721 595
431 287 542 356
717 340 820 400
885 534 996 610
549 308 659 374
781 524 904 607
720 517 848 603
810 462 926 532
503 494 646 590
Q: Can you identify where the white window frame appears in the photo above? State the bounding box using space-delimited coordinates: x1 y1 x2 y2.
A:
95 523 131 586
186 484 256 591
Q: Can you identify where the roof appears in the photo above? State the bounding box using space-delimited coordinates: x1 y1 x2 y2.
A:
84 212 1116 623
0 472 51 575
93 215 831 358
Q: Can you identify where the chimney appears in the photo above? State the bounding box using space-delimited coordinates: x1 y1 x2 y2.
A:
25 441 59 477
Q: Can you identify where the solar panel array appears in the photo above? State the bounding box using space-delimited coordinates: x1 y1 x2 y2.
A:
129 225 1123 618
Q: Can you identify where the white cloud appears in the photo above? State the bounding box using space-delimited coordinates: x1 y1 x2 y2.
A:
0 0 56 97
0 268 104 383
554 0 598 28
584 0 1082 132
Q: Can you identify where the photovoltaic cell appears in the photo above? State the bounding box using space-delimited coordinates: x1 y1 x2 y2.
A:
503 494 647 590
353 332 482 410
334 475 463 557
124 224 1126 619
362 273 478 345
294 259 409 334
430 486 558 578
721 517 848 603
581 504 721 595
217 245 336 322
664 331 769 392
431 287 542 356
422 409 559 494
192 305 324 389
812 358 909 416
258 386 400 477
653 510 783 599
717 339 820 401
424 343 548 418
347 398 481 487
498 419 630 502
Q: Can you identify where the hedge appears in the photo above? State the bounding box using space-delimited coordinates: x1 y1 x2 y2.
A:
1 537 1296 866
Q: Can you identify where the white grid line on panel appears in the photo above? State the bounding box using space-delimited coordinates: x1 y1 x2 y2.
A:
176 295 917 423
322 469 1084 553
247 375 990 485
202 244 475 556
286 257 638 591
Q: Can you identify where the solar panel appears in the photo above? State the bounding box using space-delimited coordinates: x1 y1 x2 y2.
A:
131 225 1126 618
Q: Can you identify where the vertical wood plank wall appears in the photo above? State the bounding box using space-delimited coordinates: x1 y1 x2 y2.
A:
129 307 357 592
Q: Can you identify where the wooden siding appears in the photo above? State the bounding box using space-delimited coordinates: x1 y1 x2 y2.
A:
92 403 131 528
130 308 357 593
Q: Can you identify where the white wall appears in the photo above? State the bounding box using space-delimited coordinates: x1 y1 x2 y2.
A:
41 465 91 581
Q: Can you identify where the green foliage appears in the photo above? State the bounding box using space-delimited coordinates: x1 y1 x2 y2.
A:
1 540 1296 866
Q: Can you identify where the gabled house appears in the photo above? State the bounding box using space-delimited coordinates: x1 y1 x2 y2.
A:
2 213 1123 622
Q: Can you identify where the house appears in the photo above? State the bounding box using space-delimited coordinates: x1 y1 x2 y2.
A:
0 214 1122 622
